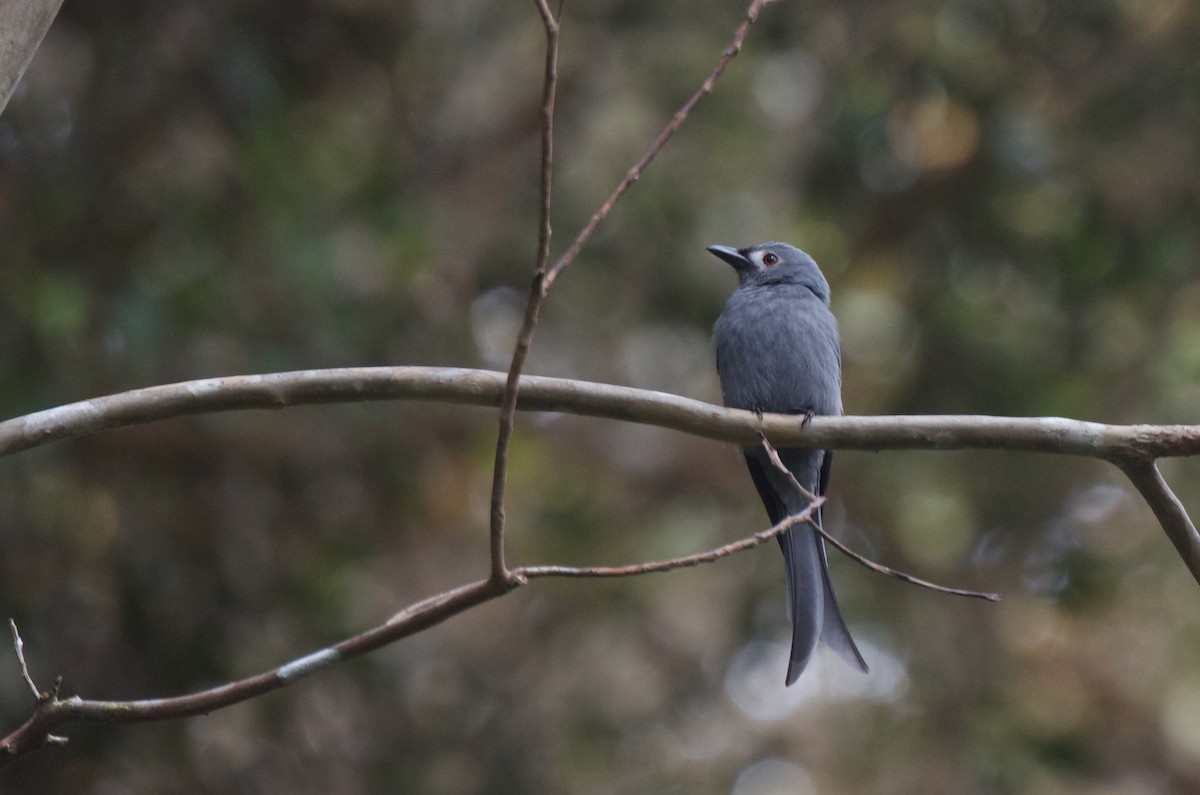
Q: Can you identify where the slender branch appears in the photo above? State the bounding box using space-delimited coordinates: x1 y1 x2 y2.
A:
817 530 1001 601
759 434 820 503
1 507 831 765
6 368 1198 461
1116 457 1200 579
520 505 814 579
758 437 1000 601
2 577 514 764
488 1 561 586
542 0 779 290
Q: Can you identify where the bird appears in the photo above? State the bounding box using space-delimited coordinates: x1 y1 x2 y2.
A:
709 241 867 685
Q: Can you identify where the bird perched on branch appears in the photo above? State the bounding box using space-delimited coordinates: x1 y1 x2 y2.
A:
710 242 867 685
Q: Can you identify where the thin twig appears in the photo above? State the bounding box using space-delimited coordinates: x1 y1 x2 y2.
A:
8 620 40 700
759 437 1001 602
543 0 779 290
520 506 814 579
488 0 561 585
531 0 557 272
819 530 1000 601
759 434 820 503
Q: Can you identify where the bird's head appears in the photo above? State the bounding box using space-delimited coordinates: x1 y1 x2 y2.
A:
707 242 831 303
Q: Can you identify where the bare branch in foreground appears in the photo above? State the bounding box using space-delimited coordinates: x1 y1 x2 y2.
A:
2 511 812 766
5 368 1200 461
521 504 814 579
1 577 511 765
758 437 1001 602
817 530 1001 602
759 434 820 503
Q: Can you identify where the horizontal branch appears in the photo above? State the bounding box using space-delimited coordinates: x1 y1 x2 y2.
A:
3 367 1199 461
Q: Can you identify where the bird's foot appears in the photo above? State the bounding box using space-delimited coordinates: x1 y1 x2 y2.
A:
789 408 816 428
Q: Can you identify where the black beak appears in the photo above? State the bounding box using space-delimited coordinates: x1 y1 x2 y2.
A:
706 244 753 270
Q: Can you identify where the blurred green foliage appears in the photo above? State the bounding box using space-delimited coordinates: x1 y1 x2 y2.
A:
2 0 1200 792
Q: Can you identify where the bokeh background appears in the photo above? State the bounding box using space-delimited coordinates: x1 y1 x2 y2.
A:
3 0 1200 792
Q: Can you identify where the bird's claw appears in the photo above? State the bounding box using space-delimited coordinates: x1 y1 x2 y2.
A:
788 407 816 428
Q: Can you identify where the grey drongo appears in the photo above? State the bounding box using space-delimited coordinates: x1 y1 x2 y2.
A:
710 241 867 685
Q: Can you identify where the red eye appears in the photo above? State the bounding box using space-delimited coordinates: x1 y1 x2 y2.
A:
762 252 779 266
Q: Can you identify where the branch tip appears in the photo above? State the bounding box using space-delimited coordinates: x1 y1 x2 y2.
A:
544 0 771 287
9 619 41 700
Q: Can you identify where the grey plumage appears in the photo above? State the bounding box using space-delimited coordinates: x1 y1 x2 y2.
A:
709 242 867 685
